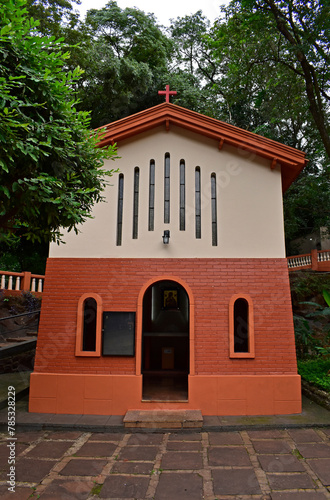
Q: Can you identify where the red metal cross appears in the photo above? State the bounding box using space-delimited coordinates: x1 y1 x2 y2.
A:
158 85 177 102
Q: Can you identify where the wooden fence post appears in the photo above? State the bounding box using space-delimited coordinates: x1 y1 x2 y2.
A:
311 249 318 271
21 271 31 291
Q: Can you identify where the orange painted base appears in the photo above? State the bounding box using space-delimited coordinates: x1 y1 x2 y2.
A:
29 373 301 416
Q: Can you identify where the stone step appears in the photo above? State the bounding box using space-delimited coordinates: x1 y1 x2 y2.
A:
123 409 203 429
5 337 34 343
26 331 38 336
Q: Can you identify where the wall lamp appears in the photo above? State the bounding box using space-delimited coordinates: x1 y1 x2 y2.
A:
162 230 170 244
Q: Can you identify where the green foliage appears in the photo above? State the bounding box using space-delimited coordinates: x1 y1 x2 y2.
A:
290 272 330 302
78 1 174 127
0 0 118 245
323 290 330 307
0 290 41 314
297 359 330 392
294 314 318 359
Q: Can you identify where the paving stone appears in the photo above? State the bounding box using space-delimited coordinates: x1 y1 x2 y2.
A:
16 458 56 482
168 433 201 441
45 431 82 440
155 472 203 500
38 478 93 499
208 431 243 445
296 443 330 459
323 429 330 437
0 485 34 500
252 440 292 454
212 468 261 495
203 415 221 426
99 475 150 498
208 446 252 466
59 458 107 476
118 445 158 461
307 458 330 485
271 493 328 500
107 415 123 426
76 442 117 457
166 440 202 451
288 429 323 443
248 430 288 440
15 431 45 443
0 443 28 459
88 433 122 442
258 454 305 472
112 461 154 474
267 472 315 489
127 433 163 445
161 451 203 469
25 441 72 459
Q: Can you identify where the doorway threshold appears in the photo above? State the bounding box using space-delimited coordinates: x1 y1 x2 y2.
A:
142 399 188 403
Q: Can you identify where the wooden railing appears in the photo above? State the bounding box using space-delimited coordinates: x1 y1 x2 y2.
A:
288 249 330 272
0 271 45 295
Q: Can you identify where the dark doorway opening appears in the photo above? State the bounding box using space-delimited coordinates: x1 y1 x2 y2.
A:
142 280 189 401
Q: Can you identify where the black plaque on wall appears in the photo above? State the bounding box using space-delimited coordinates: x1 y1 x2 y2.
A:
102 312 135 356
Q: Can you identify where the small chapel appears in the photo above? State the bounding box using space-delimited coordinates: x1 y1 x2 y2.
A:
29 87 307 416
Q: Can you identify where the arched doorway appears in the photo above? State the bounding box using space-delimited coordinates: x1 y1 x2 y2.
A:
141 279 189 401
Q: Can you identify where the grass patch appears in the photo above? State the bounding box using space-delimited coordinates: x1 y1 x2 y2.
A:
90 483 103 496
292 448 304 460
298 358 330 392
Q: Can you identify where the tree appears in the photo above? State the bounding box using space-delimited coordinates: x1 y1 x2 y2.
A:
25 0 81 37
202 1 330 243
251 0 330 157
237 0 330 157
0 0 118 245
77 1 173 127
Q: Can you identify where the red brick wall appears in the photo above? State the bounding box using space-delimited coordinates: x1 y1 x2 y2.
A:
34 258 297 375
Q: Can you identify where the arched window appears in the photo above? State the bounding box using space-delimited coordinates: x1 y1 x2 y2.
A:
83 298 97 351
229 294 255 358
76 293 102 356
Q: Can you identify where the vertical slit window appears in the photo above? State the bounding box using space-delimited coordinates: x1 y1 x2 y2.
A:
211 173 217 246
164 153 170 223
83 298 97 351
133 167 139 239
180 160 185 230
195 167 201 238
116 174 124 246
149 160 155 231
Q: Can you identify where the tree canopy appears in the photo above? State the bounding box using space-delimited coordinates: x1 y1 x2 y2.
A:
1 0 329 269
0 0 118 246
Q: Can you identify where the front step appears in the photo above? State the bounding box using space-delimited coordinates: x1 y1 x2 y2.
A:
123 409 203 429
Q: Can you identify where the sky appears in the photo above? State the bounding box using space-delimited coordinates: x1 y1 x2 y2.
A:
76 0 226 26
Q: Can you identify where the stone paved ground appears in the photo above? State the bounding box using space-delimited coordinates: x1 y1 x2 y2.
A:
0 428 329 499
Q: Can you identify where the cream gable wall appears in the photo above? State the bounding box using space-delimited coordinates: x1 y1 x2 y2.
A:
50 126 286 259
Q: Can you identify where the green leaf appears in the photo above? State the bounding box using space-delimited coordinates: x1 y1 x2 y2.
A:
323 290 330 307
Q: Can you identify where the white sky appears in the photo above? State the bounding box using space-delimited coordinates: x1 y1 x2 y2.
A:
76 0 226 26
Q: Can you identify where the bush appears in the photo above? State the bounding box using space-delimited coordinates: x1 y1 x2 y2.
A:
0 291 41 316
298 359 330 392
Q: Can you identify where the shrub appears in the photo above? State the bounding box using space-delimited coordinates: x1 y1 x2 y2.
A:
298 359 330 392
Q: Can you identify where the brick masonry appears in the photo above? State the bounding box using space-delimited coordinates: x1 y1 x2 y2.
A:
34 257 297 376
29 257 301 415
